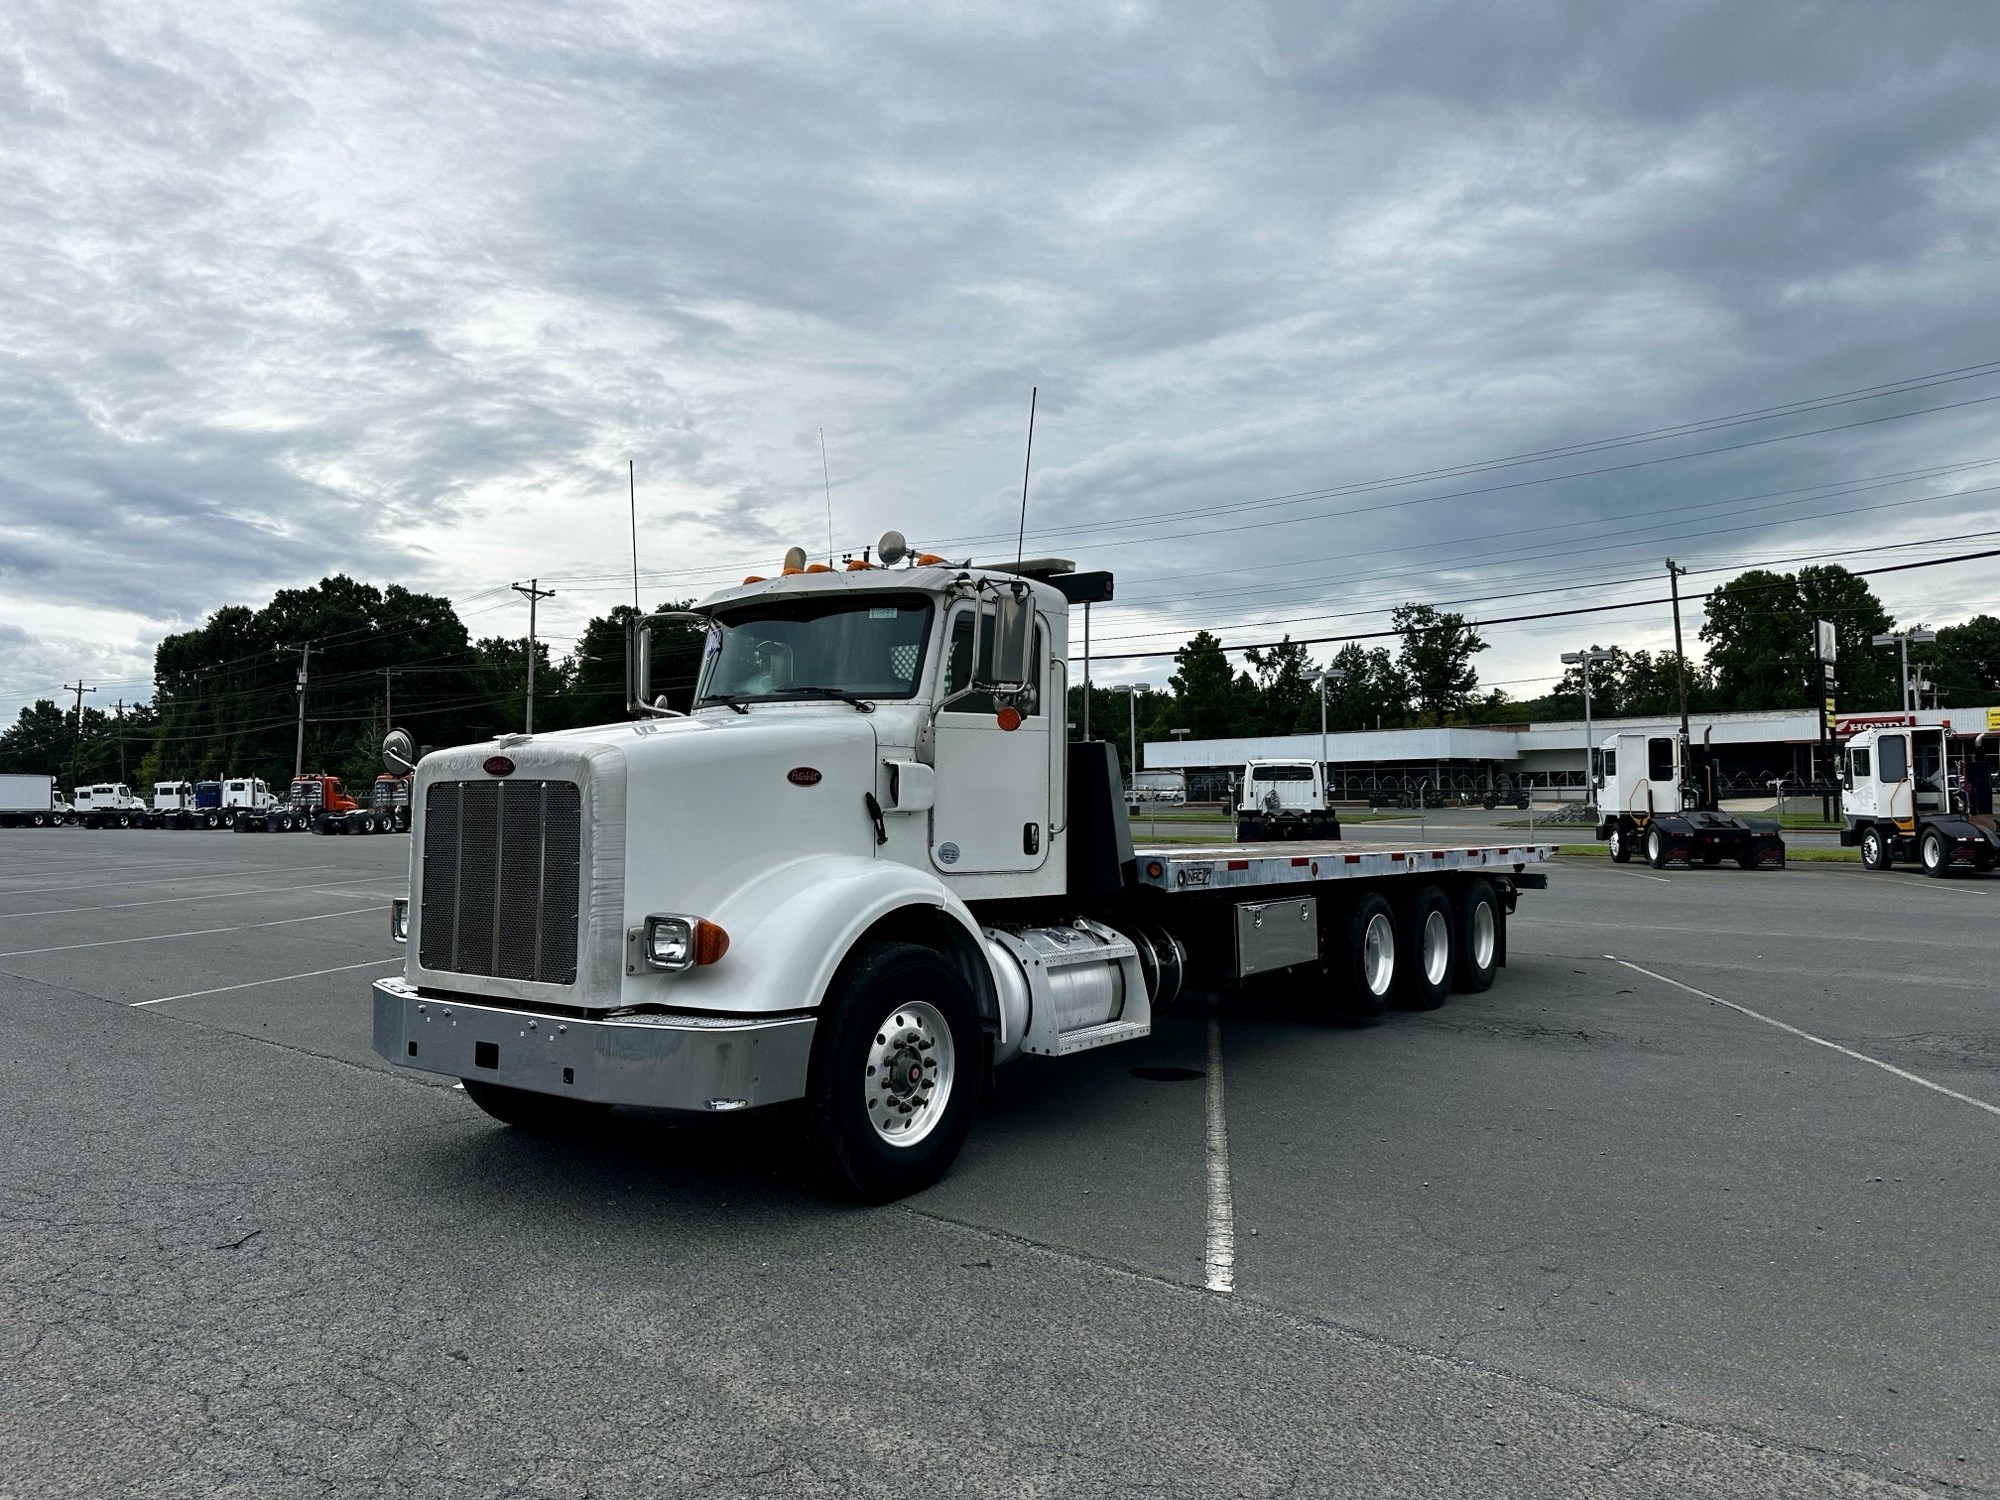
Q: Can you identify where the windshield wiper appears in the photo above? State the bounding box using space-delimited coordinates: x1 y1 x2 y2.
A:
772 686 876 713
696 694 751 715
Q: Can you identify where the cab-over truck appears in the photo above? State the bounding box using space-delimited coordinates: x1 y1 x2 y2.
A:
1839 721 1999 876
372 550 1552 1199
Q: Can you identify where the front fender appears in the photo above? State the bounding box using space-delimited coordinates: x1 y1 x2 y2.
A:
632 854 986 1016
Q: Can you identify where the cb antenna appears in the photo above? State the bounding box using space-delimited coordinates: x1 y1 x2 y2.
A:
1015 385 1037 566
819 429 835 566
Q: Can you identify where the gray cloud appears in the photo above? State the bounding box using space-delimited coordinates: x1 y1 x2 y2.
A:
2 0 1998 719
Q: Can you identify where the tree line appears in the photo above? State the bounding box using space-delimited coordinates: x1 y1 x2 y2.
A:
3 565 1997 789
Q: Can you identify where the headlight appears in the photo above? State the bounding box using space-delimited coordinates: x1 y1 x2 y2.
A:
642 914 729 972
390 898 409 943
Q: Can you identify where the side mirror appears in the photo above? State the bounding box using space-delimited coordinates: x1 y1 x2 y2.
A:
987 584 1033 691
382 729 416 775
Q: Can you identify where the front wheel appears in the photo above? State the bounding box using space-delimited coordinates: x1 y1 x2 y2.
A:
1607 825 1631 863
1860 826 1889 871
462 1079 611 1132
808 942 980 1202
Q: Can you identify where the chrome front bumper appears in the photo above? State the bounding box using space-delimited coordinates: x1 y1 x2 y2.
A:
371 976 817 1111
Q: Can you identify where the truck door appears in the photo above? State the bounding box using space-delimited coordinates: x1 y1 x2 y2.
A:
1843 739 1875 818
1911 728 1946 816
930 603 1051 874
1646 736 1679 814
1877 732 1913 828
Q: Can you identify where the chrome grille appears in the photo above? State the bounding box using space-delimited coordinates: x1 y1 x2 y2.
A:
419 779 582 985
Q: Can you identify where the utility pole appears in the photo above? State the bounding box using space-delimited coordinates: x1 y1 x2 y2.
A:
512 579 556 733
1665 560 1691 744
280 643 312 780
113 697 127 782
63 681 95 788
380 667 402 733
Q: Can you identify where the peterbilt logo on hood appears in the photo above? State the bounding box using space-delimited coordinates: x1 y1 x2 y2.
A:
483 755 516 777
787 767 823 787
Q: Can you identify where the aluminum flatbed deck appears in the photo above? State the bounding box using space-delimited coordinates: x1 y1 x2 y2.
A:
1131 840 1556 892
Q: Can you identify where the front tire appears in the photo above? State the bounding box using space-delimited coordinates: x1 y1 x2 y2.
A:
462 1079 611 1132
1395 884 1455 1010
808 942 980 1202
1860 825 1889 871
1608 824 1631 863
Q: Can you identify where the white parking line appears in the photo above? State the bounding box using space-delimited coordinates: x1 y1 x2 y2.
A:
0 904 381 958
1204 1011 1235 1294
0 863 339 898
1611 956 2000 1120
0 875 377 921
132 956 404 1008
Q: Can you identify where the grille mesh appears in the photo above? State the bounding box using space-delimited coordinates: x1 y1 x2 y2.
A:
419 779 582 985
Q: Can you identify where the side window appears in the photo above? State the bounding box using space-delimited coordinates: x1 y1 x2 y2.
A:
1646 738 1675 782
941 609 1042 716
1600 748 1616 777
1849 746 1870 781
1877 735 1907 783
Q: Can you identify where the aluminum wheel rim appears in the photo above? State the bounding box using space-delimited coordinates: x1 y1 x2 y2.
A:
1863 830 1880 863
1647 829 1662 861
1422 909 1450 987
866 1000 955 1148
1470 901 1495 971
1923 836 1940 869
1362 911 1395 995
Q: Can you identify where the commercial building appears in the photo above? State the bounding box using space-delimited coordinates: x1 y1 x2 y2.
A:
1142 705 2000 804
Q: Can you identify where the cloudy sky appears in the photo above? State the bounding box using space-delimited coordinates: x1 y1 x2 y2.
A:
3 1 1998 722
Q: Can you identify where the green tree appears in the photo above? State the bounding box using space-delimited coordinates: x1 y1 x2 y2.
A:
0 700 77 778
1321 642 1408 731
1393 604 1487 726
1167 631 1257 740
1701 565 1894 712
1929 616 2000 706
1242 636 1315 735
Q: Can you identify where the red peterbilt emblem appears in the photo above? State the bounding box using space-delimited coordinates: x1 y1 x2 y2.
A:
787 767 822 787
483 755 516 777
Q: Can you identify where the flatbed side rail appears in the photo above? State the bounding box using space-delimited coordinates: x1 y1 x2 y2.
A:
1131 842 1557 892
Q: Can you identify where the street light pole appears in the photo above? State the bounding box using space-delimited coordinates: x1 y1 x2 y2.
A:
1305 667 1348 802
1561 646 1616 809
1871 627 1937 715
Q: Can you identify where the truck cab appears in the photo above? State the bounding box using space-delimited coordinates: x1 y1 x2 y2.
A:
1235 760 1339 840
371 552 1549 1199
72 783 144 827
1839 724 1998 876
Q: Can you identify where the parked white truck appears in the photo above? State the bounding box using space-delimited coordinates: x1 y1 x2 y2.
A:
71 782 149 829
1595 730 1786 870
372 549 1553 1199
0 774 71 827
1839 721 1999 876
1235 759 1340 841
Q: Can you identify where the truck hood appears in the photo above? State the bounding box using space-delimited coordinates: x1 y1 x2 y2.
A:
407 709 881 1010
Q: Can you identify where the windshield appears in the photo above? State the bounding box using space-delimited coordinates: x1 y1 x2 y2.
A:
698 595 934 705
1251 765 1315 782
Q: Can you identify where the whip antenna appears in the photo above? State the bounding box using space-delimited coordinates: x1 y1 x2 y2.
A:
1016 385 1037 566
820 429 835 566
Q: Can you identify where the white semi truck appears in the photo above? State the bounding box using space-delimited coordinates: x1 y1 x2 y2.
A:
1595 730 1787 869
0 774 71 827
1839 721 1999 876
70 782 149 828
372 550 1553 1200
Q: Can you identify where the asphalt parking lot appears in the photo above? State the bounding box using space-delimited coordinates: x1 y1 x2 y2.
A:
2 829 1994 1497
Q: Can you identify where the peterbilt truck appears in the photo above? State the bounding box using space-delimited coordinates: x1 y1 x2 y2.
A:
1595 729 1786 869
372 550 1553 1200
1839 721 1999 876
